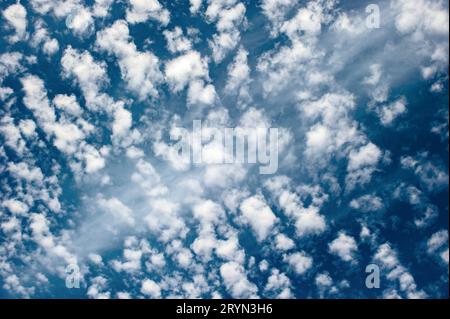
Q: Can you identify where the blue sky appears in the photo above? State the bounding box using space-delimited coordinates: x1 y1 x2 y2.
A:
0 0 448 299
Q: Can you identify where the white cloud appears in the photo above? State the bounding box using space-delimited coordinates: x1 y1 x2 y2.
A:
2 3 27 43
300 93 362 162
29 213 77 266
394 0 449 37
93 0 114 17
328 232 358 262
215 235 245 264
126 0 170 26
225 47 251 108
20 75 56 128
165 50 209 92
377 98 407 126
87 276 110 299
346 142 383 190
112 107 132 139
364 64 382 86
400 155 448 192
111 238 145 273
374 243 427 299
206 0 246 63
0 115 27 155
220 261 258 298
264 176 327 237
280 6 322 38
441 250 449 264
144 199 187 242
225 47 250 92
1 52 24 84
88 253 103 265
96 20 163 100
66 7 93 36
20 74 107 175
189 0 202 14
427 230 448 254
315 272 333 288
347 142 382 171
31 20 59 56
261 0 297 36
61 46 110 111
350 194 384 213
240 195 277 242
98 197 135 226
187 79 217 105
53 94 82 116
28 0 81 18
264 269 293 298
82 144 106 173
274 233 295 251
2 199 29 215
306 124 331 152
284 251 313 275
163 27 192 54
193 200 224 226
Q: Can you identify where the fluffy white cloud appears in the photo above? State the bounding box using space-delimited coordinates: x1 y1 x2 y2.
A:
61 46 110 111
220 261 258 298
0 115 27 155
345 142 383 191
280 6 322 38
29 213 77 266
93 0 114 17
189 0 202 14
300 93 361 161
377 98 407 126
2 199 29 215
28 0 81 18
274 233 295 251
284 251 313 275
2 3 27 43
112 107 132 139
394 0 449 37
347 143 382 171
144 199 187 242
98 197 135 226
265 176 327 237
193 200 224 226
20 75 55 126
350 194 384 213
264 269 293 298
165 50 209 92
187 79 217 105
53 94 82 116
261 0 297 36
315 272 333 288
328 232 358 262
96 20 163 100
206 0 246 63
225 47 251 108
126 0 170 26
401 155 448 192
87 276 110 299
66 7 94 36
240 195 277 241
20 74 107 174
427 230 448 256
0 52 24 83
163 27 192 54
441 250 449 264
374 243 427 299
